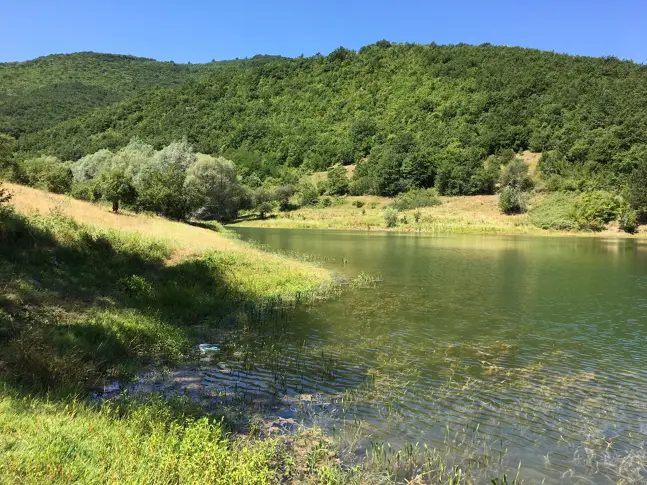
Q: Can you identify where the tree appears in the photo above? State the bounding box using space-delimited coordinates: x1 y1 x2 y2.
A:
274 184 297 211
0 134 17 172
627 155 647 221
298 181 319 206
326 165 349 195
252 188 274 219
133 139 197 220
70 149 115 182
100 166 136 212
498 187 527 214
185 155 244 221
21 155 73 194
499 157 533 190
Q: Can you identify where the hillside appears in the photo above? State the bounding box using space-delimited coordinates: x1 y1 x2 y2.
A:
14 42 647 195
0 52 283 137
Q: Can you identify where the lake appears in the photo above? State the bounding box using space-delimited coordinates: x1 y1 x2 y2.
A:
230 228 647 483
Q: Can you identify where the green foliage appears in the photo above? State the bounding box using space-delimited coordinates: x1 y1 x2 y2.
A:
573 191 619 231
498 187 527 214
319 196 332 208
274 184 297 211
500 158 533 190
70 179 102 201
0 133 16 171
252 187 275 218
99 166 137 212
617 202 638 233
391 188 441 210
326 165 349 195
70 148 115 182
351 200 365 208
0 183 11 211
383 207 399 228
0 52 264 138
298 181 319 207
20 155 73 193
627 154 647 220
185 154 245 221
529 193 579 230
12 43 647 197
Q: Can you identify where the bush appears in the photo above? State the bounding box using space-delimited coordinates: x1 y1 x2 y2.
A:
617 202 638 233
70 180 102 201
20 156 73 194
351 200 365 208
348 176 372 196
529 193 579 230
326 165 349 195
319 196 332 208
383 207 398 228
298 181 319 207
274 184 297 211
391 188 441 210
573 191 618 231
0 183 11 215
500 158 533 190
498 187 527 214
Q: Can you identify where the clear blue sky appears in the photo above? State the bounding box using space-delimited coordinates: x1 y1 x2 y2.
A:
2 0 646 64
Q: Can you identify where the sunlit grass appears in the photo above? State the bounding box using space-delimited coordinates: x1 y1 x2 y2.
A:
232 193 647 237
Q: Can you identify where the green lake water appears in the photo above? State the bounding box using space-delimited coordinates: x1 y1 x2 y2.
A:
231 228 647 483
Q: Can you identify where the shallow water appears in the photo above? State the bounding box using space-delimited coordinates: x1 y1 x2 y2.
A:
228 229 647 483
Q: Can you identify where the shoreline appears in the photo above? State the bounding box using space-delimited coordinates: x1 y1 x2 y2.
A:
230 219 647 240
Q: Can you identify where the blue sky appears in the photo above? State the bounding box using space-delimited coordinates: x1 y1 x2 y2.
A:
2 1 646 63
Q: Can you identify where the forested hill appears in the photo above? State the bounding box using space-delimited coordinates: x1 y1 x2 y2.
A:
0 52 283 137
12 43 647 193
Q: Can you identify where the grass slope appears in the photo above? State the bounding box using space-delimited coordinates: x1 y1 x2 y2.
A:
0 184 341 483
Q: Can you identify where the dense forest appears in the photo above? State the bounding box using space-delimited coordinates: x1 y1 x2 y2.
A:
2 42 647 228
0 52 282 137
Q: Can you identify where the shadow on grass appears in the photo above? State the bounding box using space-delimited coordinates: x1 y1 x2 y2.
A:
0 209 301 396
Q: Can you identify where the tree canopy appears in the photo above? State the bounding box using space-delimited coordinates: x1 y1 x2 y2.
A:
4 42 647 197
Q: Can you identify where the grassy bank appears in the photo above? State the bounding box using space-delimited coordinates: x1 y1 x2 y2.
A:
0 184 343 483
231 193 647 238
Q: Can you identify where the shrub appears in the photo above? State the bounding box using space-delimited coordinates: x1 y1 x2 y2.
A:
529 193 579 230
326 165 349 195
0 183 11 216
500 158 533 190
70 180 102 201
348 176 372 196
298 181 319 206
383 207 398 228
391 188 441 210
617 202 638 233
319 196 332 208
21 156 73 194
573 191 618 231
498 187 527 214
352 200 365 208
274 184 297 211
413 210 421 223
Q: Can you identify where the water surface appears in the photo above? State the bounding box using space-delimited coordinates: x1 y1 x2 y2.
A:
231 228 647 483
